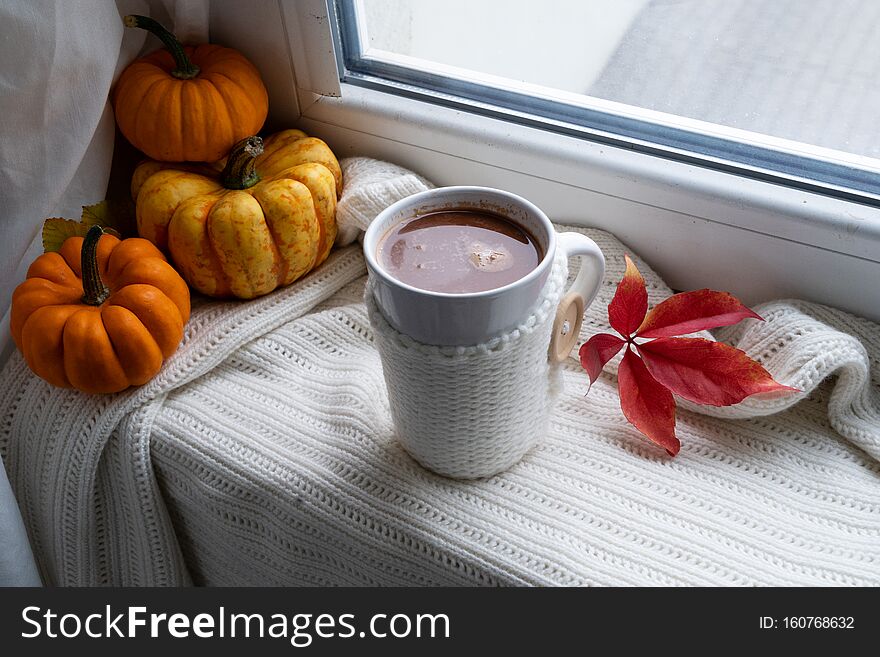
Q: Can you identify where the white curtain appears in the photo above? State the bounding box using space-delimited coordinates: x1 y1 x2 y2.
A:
0 0 208 585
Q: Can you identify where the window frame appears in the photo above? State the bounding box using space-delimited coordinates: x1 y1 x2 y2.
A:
280 0 880 321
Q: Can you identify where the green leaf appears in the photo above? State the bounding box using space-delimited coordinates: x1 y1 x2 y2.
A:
81 199 136 232
41 199 133 253
42 218 121 253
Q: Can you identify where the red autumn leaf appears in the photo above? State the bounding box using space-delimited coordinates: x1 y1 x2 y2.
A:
617 347 679 455
580 254 799 455
579 333 626 386
637 289 763 338
607 254 647 338
637 337 798 406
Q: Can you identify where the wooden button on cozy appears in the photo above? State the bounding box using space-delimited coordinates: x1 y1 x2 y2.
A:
549 292 585 363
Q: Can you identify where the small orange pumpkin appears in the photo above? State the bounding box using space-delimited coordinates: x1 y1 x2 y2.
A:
113 15 268 162
11 226 191 394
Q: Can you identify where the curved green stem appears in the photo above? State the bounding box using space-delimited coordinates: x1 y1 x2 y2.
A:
220 136 265 189
81 226 110 306
124 14 200 80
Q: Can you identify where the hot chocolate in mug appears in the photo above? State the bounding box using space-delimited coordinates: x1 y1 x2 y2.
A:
363 186 606 348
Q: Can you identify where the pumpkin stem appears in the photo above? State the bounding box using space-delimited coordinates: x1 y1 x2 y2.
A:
124 15 200 80
81 226 110 307
220 136 265 189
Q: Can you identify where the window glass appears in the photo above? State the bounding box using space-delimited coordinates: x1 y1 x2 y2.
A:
346 0 880 199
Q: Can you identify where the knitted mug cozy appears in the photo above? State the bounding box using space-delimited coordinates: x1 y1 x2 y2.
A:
366 252 569 479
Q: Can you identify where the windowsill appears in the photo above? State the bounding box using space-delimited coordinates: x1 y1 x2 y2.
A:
295 82 880 321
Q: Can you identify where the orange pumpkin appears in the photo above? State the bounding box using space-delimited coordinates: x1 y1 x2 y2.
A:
11 226 190 394
113 15 268 162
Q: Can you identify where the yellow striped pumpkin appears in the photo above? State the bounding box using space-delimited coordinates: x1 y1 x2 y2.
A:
131 130 342 299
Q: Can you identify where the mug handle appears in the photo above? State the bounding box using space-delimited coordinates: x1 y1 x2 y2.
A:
548 232 606 363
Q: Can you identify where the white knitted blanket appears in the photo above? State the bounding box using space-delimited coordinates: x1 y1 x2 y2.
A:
1 158 879 586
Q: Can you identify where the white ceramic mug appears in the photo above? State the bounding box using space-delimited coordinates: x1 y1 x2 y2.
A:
363 186 605 346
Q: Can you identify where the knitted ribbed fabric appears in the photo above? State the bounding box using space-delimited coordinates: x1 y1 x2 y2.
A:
366 252 567 479
1 157 878 585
